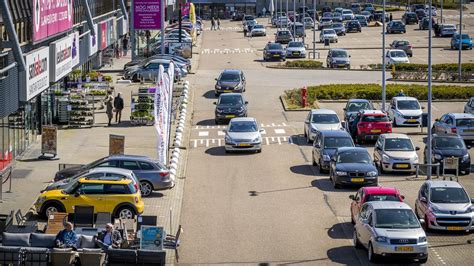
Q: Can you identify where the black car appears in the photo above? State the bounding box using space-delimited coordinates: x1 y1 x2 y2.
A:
214 69 246 96
322 6 332 13
263 42 286 61
419 17 435 30
345 20 362 33
329 147 379 188
373 11 389 22
312 130 355 173
232 12 244 21
402 12 419 25
415 9 427 20
424 134 471 175
387 20 406 34
214 93 248 124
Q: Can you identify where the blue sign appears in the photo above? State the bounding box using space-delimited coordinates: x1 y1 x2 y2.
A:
140 225 164 250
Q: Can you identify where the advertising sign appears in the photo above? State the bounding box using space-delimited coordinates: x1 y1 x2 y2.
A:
154 64 174 165
168 41 192 58
134 0 162 30
140 226 164 250
25 47 50 101
71 31 80 67
41 126 58 156
100 22 107 50
33 0 74 42
109 134 125 155
89 24 98 56
50 35 73 82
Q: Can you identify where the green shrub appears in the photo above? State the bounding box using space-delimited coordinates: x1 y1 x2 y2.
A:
285 60 323 69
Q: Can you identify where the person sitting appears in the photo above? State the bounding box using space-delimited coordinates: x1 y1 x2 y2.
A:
55 222 78 250
95 223 123 250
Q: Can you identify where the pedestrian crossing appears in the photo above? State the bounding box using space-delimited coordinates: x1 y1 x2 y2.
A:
203 27 241 31
194 122 288 130
201 48 256 54
190 136 292 148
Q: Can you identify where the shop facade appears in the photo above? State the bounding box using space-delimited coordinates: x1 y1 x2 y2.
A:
191 0 257 18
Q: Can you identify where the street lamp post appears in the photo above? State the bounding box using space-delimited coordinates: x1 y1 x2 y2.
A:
382 0 386 112
293 0 296 41
302 0 305 44
427 0 434 178
312 0 316 59
458 0 463 81
441 0 444 23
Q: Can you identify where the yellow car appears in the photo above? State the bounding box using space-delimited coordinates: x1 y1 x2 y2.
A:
35 177 144 219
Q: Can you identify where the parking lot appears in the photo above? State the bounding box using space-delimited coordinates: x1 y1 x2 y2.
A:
179 10 474 265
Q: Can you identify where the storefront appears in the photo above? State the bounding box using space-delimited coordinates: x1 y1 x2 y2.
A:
191 0 257 18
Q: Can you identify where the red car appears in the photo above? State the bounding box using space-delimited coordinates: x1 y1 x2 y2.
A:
349 186 404 224
354 110 392 143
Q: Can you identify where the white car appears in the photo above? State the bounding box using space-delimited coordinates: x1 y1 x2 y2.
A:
250 24 266 36
304 109 343 142
388 96 423 126
439 24 456 37
385 49 410 65
425 6 437 16
342 9 355 20
286 41 306 58
373 133 420 173
464 97 474 114
320 29 338 43
224 117 263 153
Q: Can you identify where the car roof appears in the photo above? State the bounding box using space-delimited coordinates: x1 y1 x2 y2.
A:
380 133 411 140
363 186 400 195
319 130 351 138
230 117 256 122
219 93 242 97
388 49 406 53
78 177 132 185
337 147 368 153
368 201 411 210
87 167 133 175
221 69 242 74
310 109 337 114
330 48 347 52
348 99 370 103
449 113 474 119
393 96 418 101
432 133 463 139
149 59 171 63
361 110 385 116
107 154 150 160
425 180 463 188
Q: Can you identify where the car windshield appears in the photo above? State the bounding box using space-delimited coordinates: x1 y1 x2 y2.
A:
361 115 389 122
375 209 420 229
384 138 414 151
268 43 283 49
311 113 340 124
220 73 240 82
430 187 470 204
454 34 470 40
323 29 336 35
444 25 455 29
288 42 304 48
62 180 78 194
366 194 400 202
361 12 370 15
278 31 290 36
338 150 371 163
392 22 403 26
228 121 258 132
332 50 348 57
342 10 352 14
433 137 465 150
253 25 264 29
332 23 343 28
397 41 409 46
390 51 407 57
456 118 474 127
347 101 371 112
406 13 417 17
397 100 420 110
323 137 353 148
219 96 243 105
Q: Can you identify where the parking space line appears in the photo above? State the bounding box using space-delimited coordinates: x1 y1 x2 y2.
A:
199 131 209 137
277 137 282 145
275 129 286 134
217 130 225 136
200 139 204 145
206 139 209 147
218 139 222 146
193 140 197 148
265 137 269 145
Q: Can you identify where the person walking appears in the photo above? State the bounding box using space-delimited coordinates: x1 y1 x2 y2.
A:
217 17 221 30
105 90 114 126
122 35 129 56
389 13 393 22
114 92 124 123
211 17 216 30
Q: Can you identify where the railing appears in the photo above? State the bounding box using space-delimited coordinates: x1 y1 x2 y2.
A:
0 166 13 202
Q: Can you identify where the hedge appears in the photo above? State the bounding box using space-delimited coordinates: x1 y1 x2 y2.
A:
285 84 474 102
363 63 474 72
284 60 323 69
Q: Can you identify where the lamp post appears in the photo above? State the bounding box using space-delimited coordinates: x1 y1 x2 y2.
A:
458 0 463 81
293 0 296 41
312 0 316 59
302 0 305 44
382 0 386 112
427 0 434 178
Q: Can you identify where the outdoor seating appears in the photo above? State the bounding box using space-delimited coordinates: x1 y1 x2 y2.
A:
15 209 36 227
137 215 157 230
50 248 75 266
136 249 166 265
95 212 112 229
79 248 105 266
0 211 14 241
23 247 49 266
45 212 68 235
0 232 56 265
73 205 94 228
105 248 137 265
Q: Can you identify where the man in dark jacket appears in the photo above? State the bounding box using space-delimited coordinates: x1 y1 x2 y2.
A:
95 223 122 249
114 92 124 123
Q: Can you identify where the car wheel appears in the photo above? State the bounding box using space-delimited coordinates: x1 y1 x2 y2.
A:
257 149 262 153
312 158 317 166
353 230 362 248
132 74 140 83
215 119 219 125
140 181 153 197
42 202 65 219
306 133 311 143
116 206 136 219
419 257 428 264
368 242 378 263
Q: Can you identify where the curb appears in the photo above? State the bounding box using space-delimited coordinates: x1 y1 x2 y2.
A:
267 65 376 72
280 95 318 112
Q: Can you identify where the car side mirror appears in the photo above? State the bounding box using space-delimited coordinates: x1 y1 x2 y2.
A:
245 101 248 104
467 145 472 149
421 106 425 109
74 192 81 197
471 198 474 204
304 120 310 124
349 55 351 57
259 129 264 132
435 118 439 122
214 78 218 81
361 218 369 224
420 196 427 203
343 108 347 111
331 156 337 162
213 102 217 105
416 147 420 151
419 218 425 226
349 195 355 200
222 129 227 133
314 143 321 148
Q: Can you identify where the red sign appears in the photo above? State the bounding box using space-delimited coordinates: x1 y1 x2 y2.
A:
100 22 107 49
33 0 74 42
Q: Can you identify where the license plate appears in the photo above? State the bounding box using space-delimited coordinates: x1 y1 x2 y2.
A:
351 178 364 182
238 143 251 147
464 129 474 132
407 119 418 123
223 90 232 93
371 129 381 133
396 164 410 169
447 226 464 231
225 115 235 118
273 54 280 57
292 52 299 55
395 246 414 252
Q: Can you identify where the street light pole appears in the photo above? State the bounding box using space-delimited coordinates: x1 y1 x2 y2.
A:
293 0 296 41
302 0 306 44
458 0 463 81
427 0 434 178
382 0 386 112
441 0 444 23
312 0 316 59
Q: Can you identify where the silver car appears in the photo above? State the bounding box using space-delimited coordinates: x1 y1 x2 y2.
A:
320 29 338 43
353 201 428 263
326 48 350 69
433 113 474 142
286 41 307 58
224 118 263 153
415 180 474 232
374 133 420 173
304 109 343 143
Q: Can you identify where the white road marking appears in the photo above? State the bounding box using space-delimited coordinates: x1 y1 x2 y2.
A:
272 123 276 127
218 139 222 146
206 139 209 147
198 131 209 137
212 139 215 144
193 140 197 148
265 137 269 145
277 137 282 145
274 129 286 134
200 139 204 145
282 137 287 142
217 131 225 136
282 122 287 126
261 130 267 135
271 137 275 142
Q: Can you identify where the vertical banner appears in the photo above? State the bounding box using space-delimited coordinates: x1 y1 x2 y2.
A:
189 3 197 44
33 0 74 42
89 24 99 56
71 31 80 67
109 134 125 155
134 0 163 30
41 126 58 156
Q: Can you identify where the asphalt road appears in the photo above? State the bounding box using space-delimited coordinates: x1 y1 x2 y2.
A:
179 16 474 265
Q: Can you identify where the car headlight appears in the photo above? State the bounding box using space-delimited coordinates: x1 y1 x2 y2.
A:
36 196 46 204
434 154 442 160
367 171 378 177
237 106 245 112
411 154 419 161
382 154 390 162
310 127 318 133
323 154 331 161
418 236 427 243
375 236 388 243
429 206 449 214
335 171 347 176
252 137 261 143
462 153 470 161
215 84 221 89
216 108 224 114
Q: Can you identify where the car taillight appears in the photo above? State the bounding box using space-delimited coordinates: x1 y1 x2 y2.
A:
134 183 139 192
159 171 169 177
408 45 412 48
451 128 457 133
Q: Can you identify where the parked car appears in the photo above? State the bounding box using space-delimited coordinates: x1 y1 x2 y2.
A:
415 9 427 20
353 201 428 263
419 17 435 30
224 117 263 153
423 134 471 175
354 15 368 27
329 147 378 188
250 24 266 36
433 113 474 143
320 29 338 43
232 12 244 21
285 41 307 58
415 180 474 232
386 20 406 34
330 13 343 23
326 48 351 69
319 17 333 30
374 133 420 174
243 15 256 25
290 22 306 38
402 12 419 25
341 9 355 20
322 6 332 13
425 6 437 16
350 186 404 224
263 42 286 61
215 69 246 95
35 177 144 219
451 33 473 50
350 110 392 143
303 17 315 28
360 11 373 22
437 24 456 37
343 99 375 122
464 97 474 114
388 96 423 126
54 155 172 197
274 16 289 27
373 11 389 22
346 20 362 33
364 4 375 13
312 130 354 173
304 109 343 142
124 59 181 82
214 93 248 124
275 30 293 44
385 49 410 65
351 3 361 14
411 4 426 12
390 40 413 57
331 22 346 35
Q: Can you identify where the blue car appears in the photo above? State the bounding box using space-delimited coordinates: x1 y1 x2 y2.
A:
451 33 473 50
